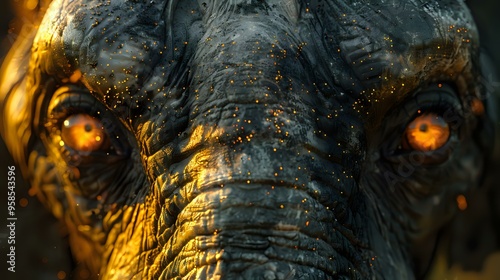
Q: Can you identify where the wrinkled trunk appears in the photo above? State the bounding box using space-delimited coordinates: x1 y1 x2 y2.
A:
140 6 373 279
141 93 371 279
159 183 352 279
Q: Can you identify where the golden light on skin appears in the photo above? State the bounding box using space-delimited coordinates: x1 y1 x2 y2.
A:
25 0 38 10
180 125 225 153
69 69 83 84
61 114 106 152
405 113 450 151
183 125 204 153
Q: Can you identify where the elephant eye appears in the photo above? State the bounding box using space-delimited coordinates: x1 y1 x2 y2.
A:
44 90 131 168
61 114 110 152
382 83 464 165
404 113 450 151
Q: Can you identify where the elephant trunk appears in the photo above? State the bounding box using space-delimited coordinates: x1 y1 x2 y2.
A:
143 3 371 278
146 133 369 279
161 183 347 279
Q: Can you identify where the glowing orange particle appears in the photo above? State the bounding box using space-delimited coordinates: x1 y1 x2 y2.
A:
471 98 485 116
456 194 468 211
57 271 67 280
405 113 450 151
61 114 106 152
19 198 28 207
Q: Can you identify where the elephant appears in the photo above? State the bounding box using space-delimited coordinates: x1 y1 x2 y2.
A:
1 0 500 279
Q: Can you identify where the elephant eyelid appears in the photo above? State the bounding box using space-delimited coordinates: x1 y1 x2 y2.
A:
46 90 102 119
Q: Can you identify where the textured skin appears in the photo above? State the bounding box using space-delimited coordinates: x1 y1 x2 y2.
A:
0 0 499 279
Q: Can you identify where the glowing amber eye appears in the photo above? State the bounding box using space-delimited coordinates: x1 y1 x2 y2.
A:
61 114 107 152
405 113 450 151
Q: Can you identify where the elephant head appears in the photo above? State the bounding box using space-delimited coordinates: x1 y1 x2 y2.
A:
1 0 499 279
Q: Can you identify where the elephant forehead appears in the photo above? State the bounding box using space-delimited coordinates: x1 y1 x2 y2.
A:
33 0 174 95
32 0 478 122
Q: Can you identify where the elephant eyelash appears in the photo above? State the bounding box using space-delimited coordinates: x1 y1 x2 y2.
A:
404 85 463 123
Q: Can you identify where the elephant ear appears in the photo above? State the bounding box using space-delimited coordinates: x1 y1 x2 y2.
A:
2 0 74 220
0 18 36 175
0 1 77 279
0 0 52 171
428 52 500 278
1 0 69 213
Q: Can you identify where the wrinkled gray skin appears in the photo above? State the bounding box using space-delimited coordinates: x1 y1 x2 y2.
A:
1 0 499 279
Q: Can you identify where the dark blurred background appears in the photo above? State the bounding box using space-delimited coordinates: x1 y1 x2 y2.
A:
0 0 499 279
0 1 14 55
469 1 500 68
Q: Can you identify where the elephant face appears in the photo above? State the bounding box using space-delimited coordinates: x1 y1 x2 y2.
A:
1 0 498 279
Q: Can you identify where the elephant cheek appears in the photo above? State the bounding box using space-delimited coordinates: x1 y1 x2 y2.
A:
100 203 158 279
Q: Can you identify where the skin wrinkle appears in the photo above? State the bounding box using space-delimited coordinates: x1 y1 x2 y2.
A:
0 0 495 279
